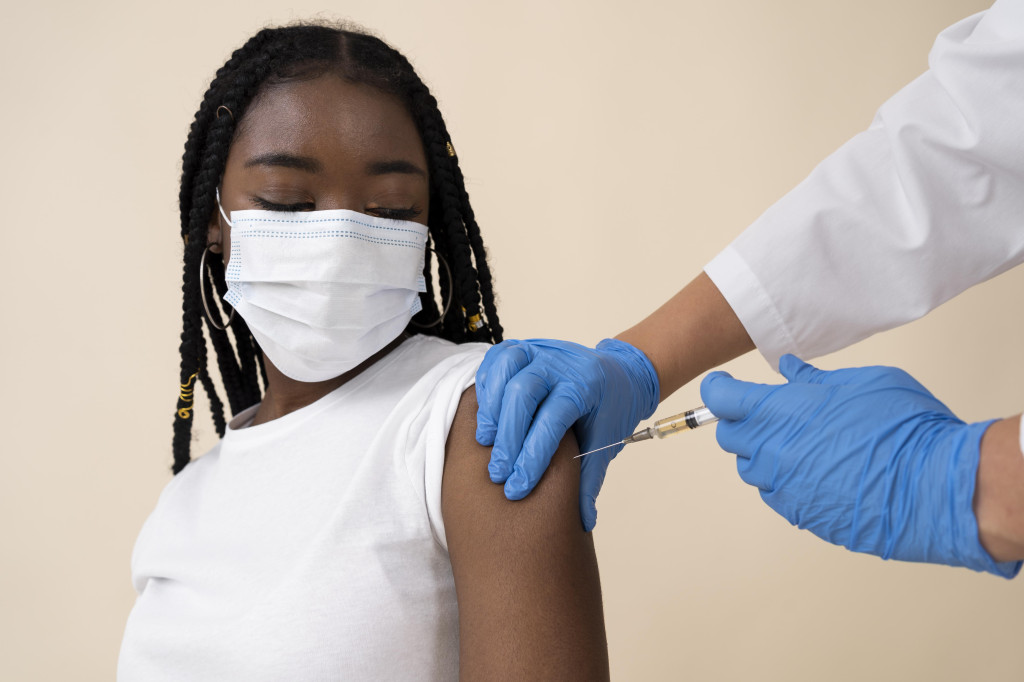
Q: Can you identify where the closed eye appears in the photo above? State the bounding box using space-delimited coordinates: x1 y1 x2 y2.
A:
367 206 423 220
252 196 316 212
252 196 422 220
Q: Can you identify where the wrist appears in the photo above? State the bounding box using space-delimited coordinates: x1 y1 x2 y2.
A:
972 416 1024 572
616 272 753 401
596 338 660 420
941 420 1012 575
861 417 1018 576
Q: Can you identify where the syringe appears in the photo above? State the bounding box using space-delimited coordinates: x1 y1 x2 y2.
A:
574 406 718 458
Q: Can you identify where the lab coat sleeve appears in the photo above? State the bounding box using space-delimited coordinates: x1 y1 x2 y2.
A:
705 0 1024 370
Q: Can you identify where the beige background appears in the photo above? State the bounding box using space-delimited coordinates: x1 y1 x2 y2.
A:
3 0 1022 679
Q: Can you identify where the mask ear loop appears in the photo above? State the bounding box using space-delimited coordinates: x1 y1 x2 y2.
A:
200 187 236 331
411 247 452 329
215 187 233 227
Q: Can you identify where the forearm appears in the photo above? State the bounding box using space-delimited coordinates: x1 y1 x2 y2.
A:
617 272 753 402
974 415 1024 562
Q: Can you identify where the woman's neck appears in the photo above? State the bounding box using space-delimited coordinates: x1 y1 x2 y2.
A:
250 334 410 427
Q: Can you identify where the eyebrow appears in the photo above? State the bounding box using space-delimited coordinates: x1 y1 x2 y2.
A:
244 152 323 173
241 153 426 178
365 159 427 177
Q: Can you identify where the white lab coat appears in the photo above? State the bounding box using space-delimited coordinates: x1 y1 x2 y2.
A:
706 0 1024 371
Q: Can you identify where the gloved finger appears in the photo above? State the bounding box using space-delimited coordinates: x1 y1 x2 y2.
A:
475 341 531 446
733 445 773 491
778 354 829 384
488 367 550 484
700 371 776 421
714 418 758 462
579 452 613 532
504 390 588 500
720 414 775 490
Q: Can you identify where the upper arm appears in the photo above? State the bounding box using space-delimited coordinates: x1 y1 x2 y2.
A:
442 388 609 681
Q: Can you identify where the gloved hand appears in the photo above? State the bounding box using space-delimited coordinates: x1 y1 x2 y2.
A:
700 354 1020 577
476 338 660 531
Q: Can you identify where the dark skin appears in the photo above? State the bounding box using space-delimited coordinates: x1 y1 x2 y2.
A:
207 74 609 679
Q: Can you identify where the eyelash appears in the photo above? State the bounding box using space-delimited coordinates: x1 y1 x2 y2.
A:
252 197 314 212
371 206 422 220
252 196 422 220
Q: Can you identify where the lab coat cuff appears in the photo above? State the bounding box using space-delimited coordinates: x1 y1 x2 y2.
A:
704 245 803 372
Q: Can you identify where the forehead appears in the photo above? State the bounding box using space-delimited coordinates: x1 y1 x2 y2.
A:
230 74 425 165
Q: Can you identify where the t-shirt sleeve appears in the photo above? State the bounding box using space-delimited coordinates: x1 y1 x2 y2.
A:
392 344 488 551
705 0 1024 369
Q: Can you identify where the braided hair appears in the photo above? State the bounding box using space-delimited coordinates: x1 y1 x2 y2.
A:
172 23 503 474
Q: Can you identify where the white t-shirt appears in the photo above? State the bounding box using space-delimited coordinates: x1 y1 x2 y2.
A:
118 335 488 681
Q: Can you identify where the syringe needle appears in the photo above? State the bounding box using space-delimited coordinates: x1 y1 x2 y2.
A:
574 441 623 459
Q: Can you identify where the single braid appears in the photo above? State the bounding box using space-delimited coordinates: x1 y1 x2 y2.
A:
443 155 502 340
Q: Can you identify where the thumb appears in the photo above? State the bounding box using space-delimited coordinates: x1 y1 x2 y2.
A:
700 371 776 421
778 354 827 384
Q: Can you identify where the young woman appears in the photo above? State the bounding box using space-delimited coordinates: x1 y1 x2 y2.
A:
118 24 607 680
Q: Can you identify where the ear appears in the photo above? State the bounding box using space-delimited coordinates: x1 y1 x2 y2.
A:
207 210 223 255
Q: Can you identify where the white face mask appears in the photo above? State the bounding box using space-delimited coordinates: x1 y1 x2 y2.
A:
217 191 428 383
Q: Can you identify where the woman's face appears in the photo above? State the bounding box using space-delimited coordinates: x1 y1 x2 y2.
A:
209 73 430 259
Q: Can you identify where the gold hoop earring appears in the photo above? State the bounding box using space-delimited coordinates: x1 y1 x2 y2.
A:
411 248 452 329
199 244 236 331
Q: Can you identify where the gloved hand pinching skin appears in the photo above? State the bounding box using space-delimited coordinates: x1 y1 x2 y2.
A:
700 354 1021 578
475 338 660 531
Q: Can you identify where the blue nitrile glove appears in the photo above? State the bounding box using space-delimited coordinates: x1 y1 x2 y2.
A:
700 354 1020 578
476 338 660 531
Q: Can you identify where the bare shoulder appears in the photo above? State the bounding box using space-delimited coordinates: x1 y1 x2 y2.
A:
442 387 609 681
443 387 583 532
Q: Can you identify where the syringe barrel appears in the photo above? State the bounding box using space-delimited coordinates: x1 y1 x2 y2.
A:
652 406 718 438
